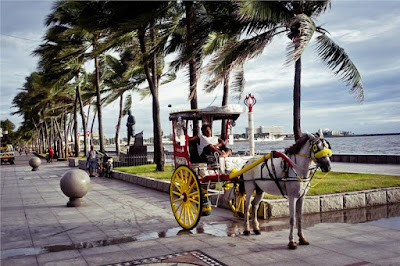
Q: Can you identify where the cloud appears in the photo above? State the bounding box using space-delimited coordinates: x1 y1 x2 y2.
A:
1 1 400 138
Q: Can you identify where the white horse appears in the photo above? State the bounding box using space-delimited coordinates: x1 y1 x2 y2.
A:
240 130 332 249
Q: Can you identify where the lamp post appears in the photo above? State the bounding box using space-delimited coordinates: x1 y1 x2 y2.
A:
244 94 256 156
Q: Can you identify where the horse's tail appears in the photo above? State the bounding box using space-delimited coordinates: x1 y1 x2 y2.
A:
238 174 245 195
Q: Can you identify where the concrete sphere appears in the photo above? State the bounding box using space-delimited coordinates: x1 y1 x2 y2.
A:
29 157 41 171
60 169 91 199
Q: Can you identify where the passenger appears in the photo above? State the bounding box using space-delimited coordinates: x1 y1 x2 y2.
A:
189 124 232 163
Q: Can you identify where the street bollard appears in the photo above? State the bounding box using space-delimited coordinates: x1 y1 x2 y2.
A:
60 169 91 207
29 157 41 171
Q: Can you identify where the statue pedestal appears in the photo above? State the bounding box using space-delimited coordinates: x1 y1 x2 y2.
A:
124 132 148 166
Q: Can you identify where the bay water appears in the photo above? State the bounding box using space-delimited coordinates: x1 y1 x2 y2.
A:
158 135 400 155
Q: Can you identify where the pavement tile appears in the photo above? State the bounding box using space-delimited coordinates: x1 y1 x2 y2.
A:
0 240 33 251
374 255 400 265
238 250 302 265
300 252 364 266
37 250 82 265
79 245 123 256
83 249 142 265
0 255 38 266
33 235 73 247
41 257 88 266
216 254 253 266
157 236 213 252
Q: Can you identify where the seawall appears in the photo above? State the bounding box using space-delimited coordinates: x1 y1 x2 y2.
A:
331 154 400 164
107 170 400 220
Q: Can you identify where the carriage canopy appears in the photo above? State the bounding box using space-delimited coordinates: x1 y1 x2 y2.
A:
169 104 245 121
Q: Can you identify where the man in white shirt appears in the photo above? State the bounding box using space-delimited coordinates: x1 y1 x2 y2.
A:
190 124 231 162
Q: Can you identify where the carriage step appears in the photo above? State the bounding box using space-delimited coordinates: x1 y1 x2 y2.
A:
201 198 212 216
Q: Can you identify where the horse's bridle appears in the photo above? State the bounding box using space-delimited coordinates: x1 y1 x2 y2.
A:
310 137 332 161
294 136 332 170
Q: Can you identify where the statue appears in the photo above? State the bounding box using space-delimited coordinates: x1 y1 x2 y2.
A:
126 110 135 146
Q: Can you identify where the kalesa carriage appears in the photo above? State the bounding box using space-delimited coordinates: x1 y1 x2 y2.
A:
168 104 333 249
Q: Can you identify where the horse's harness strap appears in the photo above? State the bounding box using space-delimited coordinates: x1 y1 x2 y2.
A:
261 151 287 199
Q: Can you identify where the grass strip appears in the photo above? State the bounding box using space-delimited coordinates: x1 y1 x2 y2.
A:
115 164 400 197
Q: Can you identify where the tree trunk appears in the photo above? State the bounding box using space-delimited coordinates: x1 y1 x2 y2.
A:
54 118 63 159
221 72 230 140
73 94 80 157
185 1 199 136
94 48 105 153
138 27 164 171
76 80 88 156
115 94 123 156
40 126 45 153
293 56 302 141
90 110 97 146
64 113 69 158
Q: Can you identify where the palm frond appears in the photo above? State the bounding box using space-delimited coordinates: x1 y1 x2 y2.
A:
208 27 283 83
204 76 221 93
310 0 331 18
203 32 231 56
160 71 176 85
239 1 291 31
286 14 316 65
315 33 364 102
231 65 245 101
123 94 132 116
139 87 151 100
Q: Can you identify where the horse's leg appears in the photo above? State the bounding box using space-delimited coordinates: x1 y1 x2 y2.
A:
251 189 264 235
288 196 297 249
296 197 309 245
243 182 255 236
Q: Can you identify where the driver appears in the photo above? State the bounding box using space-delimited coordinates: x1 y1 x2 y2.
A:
189 124 231 163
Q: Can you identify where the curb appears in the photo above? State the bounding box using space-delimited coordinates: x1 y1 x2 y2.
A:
109 170 400 219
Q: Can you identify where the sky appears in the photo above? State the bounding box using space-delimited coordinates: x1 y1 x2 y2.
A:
1 1 400 140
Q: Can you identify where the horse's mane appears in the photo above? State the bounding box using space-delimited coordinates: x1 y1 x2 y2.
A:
284 134 311 155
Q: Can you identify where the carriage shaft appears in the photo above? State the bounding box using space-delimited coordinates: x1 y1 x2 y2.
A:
228 154 271 179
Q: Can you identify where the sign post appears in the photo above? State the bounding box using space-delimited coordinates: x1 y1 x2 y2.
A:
244 93 256 156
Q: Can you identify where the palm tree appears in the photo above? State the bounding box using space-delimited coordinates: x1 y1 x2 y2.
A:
101 51 145 155
12 71 75 157
96 1 180 171
203 33 245 140
43 0 111 153
210 0 364 140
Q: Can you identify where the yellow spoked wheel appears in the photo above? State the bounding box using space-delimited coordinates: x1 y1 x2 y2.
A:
170 166 202 230
229 184 247 218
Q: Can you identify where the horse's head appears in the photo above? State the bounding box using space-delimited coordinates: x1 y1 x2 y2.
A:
309 129 332 172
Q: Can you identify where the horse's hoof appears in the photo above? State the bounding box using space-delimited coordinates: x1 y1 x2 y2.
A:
254 230 261 235
299 237 310 245
288 242 297 249
243 230 250 236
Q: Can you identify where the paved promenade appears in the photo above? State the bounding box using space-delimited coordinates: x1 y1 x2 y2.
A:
331 162 400 176
1 154 400 265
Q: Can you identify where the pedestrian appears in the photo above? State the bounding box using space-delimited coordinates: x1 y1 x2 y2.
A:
126 110 136 146
48 146 54 163
87 145 98 177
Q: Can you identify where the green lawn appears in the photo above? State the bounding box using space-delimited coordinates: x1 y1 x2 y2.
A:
115 164 174 180
114 164 400 197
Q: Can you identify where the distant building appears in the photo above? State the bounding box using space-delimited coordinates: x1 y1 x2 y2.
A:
245 126 284 137
322 129 353 137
